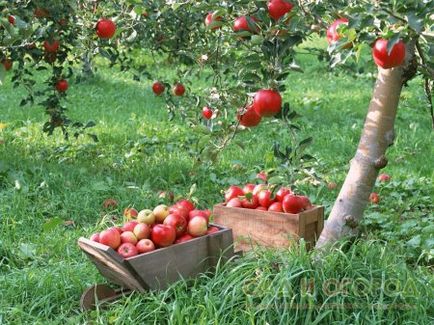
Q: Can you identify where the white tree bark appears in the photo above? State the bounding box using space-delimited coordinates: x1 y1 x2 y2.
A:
316 44 416 249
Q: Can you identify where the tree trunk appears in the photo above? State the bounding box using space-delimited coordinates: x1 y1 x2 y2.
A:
316 45 416 249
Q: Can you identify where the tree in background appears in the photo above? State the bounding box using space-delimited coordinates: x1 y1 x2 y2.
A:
1 0 432 249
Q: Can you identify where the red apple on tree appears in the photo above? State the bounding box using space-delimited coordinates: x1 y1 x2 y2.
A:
133 223 151 240
267 0 294 21
152 81 165 96
326 18 349 44
1 59 13 71
8 15 15 25
202 106 213 120
136 239 155 253
34 7 49 18
233 16 259 34
237 105 262 127
55 79 68 93
99 228 121 249
205 12 223 30
43 40 60 53
151 224 176 247
253 89 282 117
163 213 187 237
117 243 138 258
188 216 208 237
120 231 138 245
96 18 116 39
58 18 68 27
173 83 186 96
372 38 406 69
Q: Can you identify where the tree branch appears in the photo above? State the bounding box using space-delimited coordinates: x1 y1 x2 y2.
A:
415 41 434 129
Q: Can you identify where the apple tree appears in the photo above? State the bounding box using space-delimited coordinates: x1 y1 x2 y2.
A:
298 0 433 248
2 0 432 250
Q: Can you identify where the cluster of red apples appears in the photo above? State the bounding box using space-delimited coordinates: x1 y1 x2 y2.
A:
326 18 406 69
202 1 405 128
3 15 117 95
152 81 186 97
89 199 218 259
206 1 407 72
223 183 313 214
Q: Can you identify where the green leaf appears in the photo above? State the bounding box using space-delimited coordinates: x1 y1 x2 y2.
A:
406 12 423 33
387 34 401 56
298 137 313 147
267 176 284 184
19 243 36 259
43 217 64 233
406 235 421 248
91 181 109 192
188 183 197 197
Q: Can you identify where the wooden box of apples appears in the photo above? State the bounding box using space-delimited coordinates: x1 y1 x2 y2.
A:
78 199 234 292
213 184 324 252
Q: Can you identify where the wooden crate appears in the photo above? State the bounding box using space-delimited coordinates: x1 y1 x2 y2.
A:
78 224 234 292
213 204 324 251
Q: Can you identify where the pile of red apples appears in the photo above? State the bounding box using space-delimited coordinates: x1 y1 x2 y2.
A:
88 200 218 258
223 183 313 214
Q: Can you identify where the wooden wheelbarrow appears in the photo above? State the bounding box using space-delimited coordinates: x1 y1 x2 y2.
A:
78 224 236 310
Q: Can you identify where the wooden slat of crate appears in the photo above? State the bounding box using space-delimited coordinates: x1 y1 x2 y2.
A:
126 227 234 290
213 204 324 251
78 238 147 292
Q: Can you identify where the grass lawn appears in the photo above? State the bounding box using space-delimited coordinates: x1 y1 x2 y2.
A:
1 38 433 324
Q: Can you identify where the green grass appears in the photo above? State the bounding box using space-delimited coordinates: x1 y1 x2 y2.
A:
0 41 433 324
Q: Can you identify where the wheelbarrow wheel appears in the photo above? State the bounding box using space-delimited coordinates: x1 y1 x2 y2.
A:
80 284 125 311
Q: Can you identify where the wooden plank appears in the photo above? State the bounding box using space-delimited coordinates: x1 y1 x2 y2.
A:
207 227 235 268
316 206 325 239
298 211 307 240
126 226 234 290
213 204 324 251
78 238 146 292
304 209 322 224
303 223 317 247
